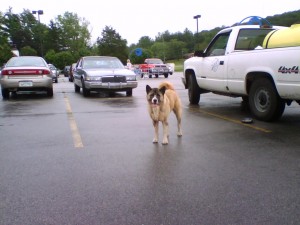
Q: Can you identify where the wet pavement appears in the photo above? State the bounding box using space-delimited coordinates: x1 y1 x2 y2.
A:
0 73 300 225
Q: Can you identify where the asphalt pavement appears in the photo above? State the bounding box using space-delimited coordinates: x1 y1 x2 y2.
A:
0 73 300 225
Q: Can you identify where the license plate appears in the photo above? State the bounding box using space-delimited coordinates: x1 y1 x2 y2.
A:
19 81 33 87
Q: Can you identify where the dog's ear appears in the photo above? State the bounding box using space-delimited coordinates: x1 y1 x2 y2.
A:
159 86 166 95
146 85 152 94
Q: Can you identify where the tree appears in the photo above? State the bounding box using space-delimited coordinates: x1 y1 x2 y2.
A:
52 51 74 70
20 46 37 56
96 26 128 63
137 36 154 49
129 48 152 64
166 39 186 60
151 42 165 60
0 11 13 64
55 12 91 58
43 20 62 53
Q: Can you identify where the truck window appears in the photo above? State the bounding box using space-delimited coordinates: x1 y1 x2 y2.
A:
206 32 230 57
235 29 273 51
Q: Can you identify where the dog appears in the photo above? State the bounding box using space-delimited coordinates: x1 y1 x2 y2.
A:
146 81 182 144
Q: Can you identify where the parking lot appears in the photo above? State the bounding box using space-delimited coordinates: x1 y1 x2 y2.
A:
0 73 300 225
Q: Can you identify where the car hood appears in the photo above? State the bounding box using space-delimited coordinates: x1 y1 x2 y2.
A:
83 68 136 76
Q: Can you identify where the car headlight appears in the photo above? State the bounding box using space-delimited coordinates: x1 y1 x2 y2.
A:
126 76 136 81
86 76 102 81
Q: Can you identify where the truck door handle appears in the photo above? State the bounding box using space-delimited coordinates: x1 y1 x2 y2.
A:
220 61 224 65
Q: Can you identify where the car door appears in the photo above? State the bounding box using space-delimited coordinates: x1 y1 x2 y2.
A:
199 31 230 92
73 58 83 87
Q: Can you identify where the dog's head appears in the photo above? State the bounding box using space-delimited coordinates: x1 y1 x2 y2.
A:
146 85 166 106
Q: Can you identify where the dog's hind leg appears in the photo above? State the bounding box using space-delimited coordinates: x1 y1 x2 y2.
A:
174 109 183 137
153 121 159 143
162 121 169 145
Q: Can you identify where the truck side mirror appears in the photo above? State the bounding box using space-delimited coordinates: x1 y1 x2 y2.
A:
194 50 205 57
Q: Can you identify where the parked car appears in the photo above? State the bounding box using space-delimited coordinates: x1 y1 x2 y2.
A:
0 56 53 99
63 65 70 77
48 64 58 83
69 63 77 82
73 56 138 97
139 58 171 78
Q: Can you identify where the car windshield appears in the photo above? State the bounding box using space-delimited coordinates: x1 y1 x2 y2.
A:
147 59 164 64
6 57 46 67
82 57 124 69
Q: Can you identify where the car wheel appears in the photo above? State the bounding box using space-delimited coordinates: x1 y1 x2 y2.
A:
188 74 200 104
164 73 169 78
55 78 58 83
126 89 132 96
249 78 285 121
74 83 80 93
2 88 9 99
47 88 53 97
149 75 152 78
81 79 90 97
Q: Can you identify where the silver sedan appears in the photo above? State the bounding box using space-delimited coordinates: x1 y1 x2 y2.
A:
73 56 138 97
0 56 53 99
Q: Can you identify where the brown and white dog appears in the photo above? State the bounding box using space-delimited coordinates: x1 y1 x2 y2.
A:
146 81 182 144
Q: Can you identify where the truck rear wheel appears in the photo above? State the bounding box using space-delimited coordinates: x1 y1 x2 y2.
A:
249 78 285 121
188 75 200 104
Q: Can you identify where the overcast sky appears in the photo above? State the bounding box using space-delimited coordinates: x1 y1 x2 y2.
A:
2 0 300 45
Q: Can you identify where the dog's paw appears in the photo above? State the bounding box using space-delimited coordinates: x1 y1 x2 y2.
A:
162 138 168 145
153 138 158 143
177 132 183 137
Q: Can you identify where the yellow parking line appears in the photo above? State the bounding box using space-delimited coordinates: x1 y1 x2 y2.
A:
64 94 84 148
189 107 272 133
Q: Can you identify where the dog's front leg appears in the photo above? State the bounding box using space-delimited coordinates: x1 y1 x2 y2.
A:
153 121 159 143
162 121 169 145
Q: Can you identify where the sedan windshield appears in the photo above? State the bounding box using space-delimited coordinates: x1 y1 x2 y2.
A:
83 57 124 69
147 59 164 64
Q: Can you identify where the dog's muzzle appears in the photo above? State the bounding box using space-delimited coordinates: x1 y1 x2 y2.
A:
151 96 160 107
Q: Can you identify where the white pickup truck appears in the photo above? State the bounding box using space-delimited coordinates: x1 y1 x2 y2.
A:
182 22 300 121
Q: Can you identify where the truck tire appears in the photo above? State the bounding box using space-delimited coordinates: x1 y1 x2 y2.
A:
249 78 285 121
164 73 169 78
188 75 200 104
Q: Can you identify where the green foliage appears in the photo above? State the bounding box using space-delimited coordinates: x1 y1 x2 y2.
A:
0 43 13 65
97 26 128 63
266 10 300 27
129 48 152 64
20 46 37 56
50 51 74 70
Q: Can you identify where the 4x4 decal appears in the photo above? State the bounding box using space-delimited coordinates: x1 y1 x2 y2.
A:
278 66 299 74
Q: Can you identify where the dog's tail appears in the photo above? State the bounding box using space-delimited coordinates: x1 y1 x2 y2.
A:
158 81 175 90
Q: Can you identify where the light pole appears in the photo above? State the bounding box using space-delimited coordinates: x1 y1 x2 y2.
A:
193 15 201 33
32 10 44 57
32 10 43 22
